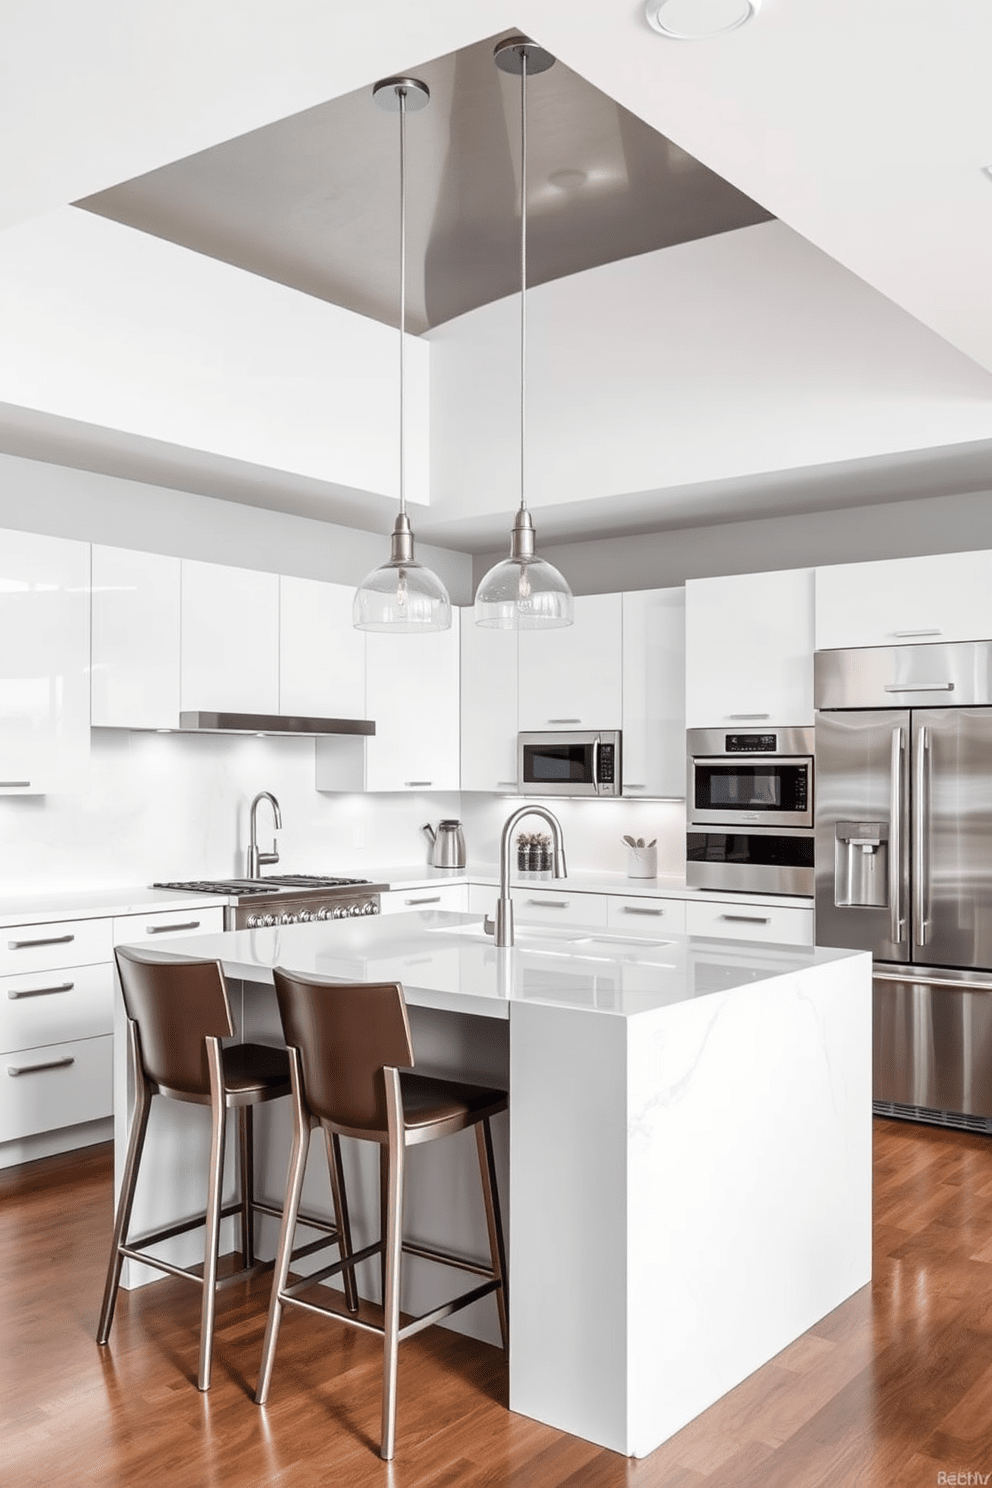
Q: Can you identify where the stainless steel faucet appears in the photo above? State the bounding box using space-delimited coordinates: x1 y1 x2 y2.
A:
247 791 282 878
489 804 567 947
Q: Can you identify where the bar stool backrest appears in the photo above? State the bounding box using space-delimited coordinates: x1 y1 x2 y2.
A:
273 970 414 1133
115 945 235 1096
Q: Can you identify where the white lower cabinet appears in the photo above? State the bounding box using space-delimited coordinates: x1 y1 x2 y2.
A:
379 885 469 916
606 895 687 935
685 898 814 946
0 1035 114 1142
112 906 225 945
467 883 608 929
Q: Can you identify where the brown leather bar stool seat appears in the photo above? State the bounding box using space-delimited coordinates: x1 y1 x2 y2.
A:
97 945 354 1391
255 969 508 1461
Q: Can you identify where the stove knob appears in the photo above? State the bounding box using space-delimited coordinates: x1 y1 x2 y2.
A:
316 908 331 921
296 909 312 923
348 903 363 916
362 900 376 915
279 912 296 925
246 914 262 928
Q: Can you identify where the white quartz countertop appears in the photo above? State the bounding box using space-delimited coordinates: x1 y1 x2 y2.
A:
152 909 861 1022
0 885 227 928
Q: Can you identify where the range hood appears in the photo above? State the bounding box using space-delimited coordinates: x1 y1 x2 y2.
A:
177 711 375 737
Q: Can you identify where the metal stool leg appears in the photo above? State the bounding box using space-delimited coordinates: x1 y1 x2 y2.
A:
97 1035 152 1346
380 1069 406 1461
325 1129 359 1313
198 1040 227 1391
378 1145 388 1305
476 1117 509 1350
238 1105 255 1268
256 1075 311 1405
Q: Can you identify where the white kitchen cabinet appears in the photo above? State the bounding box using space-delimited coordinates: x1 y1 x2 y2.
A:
91 545 181 729
378 884 469 915
685 898 814 946
0 528 90 793
180 560 280 714
685 568 815 728
361 617 460 792
111 905 226 945
460 610 518 792
517 593 622 731
621 588 685 798
467 882 608 929
815 550 992 650
279 576 367 719
606 894 687 935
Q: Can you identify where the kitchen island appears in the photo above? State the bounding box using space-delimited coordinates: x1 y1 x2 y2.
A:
113 910 872 1459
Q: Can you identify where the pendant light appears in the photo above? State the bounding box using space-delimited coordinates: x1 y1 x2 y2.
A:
475 38 573 630
354 77 451 633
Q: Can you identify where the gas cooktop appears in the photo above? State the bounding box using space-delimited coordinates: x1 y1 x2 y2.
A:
152 875 375 896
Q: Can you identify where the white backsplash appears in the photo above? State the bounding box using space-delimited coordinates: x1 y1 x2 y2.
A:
0 731 686 895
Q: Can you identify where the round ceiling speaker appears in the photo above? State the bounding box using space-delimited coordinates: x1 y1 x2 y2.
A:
645 0 761 39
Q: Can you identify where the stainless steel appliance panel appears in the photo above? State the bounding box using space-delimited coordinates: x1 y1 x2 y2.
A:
814 709 910 962
914 708 992 971
873 966 992 1119
815 640 992 711
517 730 621 797
687 826 814 895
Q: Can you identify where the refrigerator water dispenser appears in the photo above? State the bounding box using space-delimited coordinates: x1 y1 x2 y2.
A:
834 821 889 908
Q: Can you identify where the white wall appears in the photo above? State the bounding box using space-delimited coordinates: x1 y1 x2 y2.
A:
431 221 992 527
0 450 472 598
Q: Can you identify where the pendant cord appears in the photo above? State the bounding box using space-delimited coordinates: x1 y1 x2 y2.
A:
519 50 528 517
398 86 407 521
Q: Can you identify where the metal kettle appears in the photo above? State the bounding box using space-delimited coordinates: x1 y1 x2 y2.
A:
422 819 466 869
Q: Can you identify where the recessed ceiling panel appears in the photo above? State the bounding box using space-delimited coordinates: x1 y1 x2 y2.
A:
76 31 772 334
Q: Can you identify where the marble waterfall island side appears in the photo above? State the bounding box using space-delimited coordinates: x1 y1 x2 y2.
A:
112 911 872 1459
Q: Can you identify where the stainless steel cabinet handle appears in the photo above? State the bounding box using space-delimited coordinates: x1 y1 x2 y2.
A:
8 981 74 1000
8 933 75 950
883 682 954 693
547 718 581 724
892 628 941 637
404 896 441 906
719 913 770 924
726 713 770 720
889 726 905 945
146 921 201 934
0 780 30 788
915 724 931 946
621 906 664 916
7 1056 75 1076
404 781 432 787
497 781 518 788
625 782 647 789
525 899 568 908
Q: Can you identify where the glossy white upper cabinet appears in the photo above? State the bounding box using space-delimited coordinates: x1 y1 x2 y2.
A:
279 577 366 719
180 560 280 714
0 529 90 793
362 617 460 791
460 612 518 792
517 594 623 732
685 568 815 728
91 546 180 729
622 588 685 798
815 550 992 650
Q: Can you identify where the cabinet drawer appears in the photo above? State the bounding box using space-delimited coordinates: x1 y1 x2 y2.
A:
379 886 468 916
0 917 114 977
0 1033 113 1141
112 906 226 944
0 962 114 1054
685 900 814 946
607 896 687 934
514 891 608 929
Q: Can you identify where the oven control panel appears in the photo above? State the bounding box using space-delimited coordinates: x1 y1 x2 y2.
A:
725 733 778 752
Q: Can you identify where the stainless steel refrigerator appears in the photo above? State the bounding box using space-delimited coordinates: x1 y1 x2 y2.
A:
815 641 992 1130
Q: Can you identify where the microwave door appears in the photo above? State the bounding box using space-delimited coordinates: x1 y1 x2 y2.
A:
814 708 910 961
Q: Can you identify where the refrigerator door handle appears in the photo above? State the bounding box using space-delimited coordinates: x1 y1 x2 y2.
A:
915 724 931 946
889 725 905 945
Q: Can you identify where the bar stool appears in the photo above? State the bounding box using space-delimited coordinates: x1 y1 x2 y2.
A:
97 945 355 1391
255 969 508 1461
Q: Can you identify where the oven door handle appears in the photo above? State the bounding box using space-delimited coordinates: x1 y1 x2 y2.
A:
592 735 600 791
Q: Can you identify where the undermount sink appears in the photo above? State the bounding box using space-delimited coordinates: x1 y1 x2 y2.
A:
426 921 672 951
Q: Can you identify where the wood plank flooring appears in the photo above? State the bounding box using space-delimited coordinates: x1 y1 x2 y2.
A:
3 1118 992 1486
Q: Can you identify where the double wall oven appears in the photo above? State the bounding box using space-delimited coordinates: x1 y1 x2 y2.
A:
686 727 815 895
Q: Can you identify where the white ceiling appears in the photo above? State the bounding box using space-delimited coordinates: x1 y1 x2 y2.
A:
3 0 992 549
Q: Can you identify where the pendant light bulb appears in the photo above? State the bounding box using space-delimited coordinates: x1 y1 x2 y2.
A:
475 37 573 631
354 77 451 634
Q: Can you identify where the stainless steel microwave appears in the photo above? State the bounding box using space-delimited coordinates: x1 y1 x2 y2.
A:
518 731 621 797
687 727 814 830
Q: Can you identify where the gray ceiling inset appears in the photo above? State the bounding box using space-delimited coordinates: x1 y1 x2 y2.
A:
77 31 773 334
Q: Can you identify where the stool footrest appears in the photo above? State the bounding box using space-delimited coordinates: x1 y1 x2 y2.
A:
283 1238 381 1298
400 1238 497 1279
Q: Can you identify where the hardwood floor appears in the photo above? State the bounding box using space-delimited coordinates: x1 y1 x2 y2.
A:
3 1118 992 1486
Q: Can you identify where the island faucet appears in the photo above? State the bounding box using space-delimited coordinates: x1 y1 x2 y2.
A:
247 791 282 878
489 804 567 947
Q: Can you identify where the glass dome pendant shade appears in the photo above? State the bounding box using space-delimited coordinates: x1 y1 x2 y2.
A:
474 36 573 631
354 76 451 634
474 506 572 629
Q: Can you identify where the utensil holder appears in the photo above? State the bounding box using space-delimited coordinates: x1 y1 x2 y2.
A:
626 844 657 879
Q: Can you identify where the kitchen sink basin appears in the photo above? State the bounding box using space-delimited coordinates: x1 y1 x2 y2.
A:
425 922 672 951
